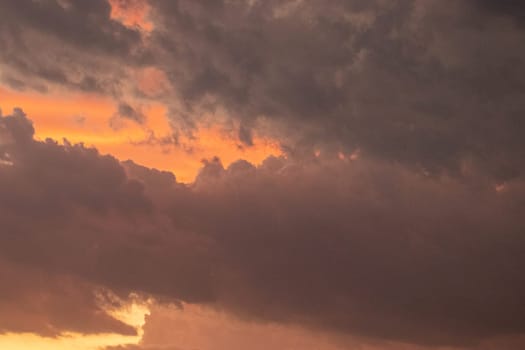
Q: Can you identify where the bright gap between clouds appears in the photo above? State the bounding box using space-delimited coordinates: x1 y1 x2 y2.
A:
0 301 150 350
0 87 282 183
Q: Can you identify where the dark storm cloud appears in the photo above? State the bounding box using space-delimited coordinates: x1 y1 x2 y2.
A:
0 109 213 336
2 110 525 348
185 157 525 347
475 0 525 24
0 0 148 93
146 0 525 179
0 0 139 54
1 0 525 180
1 1 525 348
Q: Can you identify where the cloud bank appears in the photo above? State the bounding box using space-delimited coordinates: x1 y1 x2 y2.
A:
1 1 525 180
1 109 525 348
1 0 525 348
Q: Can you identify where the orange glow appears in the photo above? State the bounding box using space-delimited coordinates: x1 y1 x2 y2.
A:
0 301 149 350
0 87 281 183
0 332 133 350
109 0 153 32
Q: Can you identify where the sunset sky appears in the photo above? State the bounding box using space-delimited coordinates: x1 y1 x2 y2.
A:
1 1 525 349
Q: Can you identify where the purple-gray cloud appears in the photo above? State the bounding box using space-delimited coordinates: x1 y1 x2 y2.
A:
1 1 525 180
1 1 525 348
144 0 525 180
1 109 525 348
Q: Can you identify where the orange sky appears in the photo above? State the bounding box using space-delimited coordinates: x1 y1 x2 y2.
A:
0 87 281 183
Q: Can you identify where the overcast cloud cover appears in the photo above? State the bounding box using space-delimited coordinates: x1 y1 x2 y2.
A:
1 0 525 349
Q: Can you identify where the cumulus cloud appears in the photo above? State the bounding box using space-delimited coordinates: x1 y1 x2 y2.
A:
0 108 208 337
1 109 525 348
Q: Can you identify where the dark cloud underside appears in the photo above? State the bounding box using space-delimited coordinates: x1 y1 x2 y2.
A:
1 110 525 347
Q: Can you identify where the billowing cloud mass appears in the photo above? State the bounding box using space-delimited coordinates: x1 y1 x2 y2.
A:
147 0 525 178
1 0 525 176
1 0 525 349
1 107 525 348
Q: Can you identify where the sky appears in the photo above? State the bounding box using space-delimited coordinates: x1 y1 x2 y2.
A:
1 0 525 349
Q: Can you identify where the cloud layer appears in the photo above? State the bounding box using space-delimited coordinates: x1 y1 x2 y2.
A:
1 1 525 348
2 1 525 180
1 109 525 348
147 0 525 179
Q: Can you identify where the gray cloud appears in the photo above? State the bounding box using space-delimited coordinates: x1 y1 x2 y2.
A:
146 0 525 179
117 102 146 124
1 1 525 347
475 0 525 24
1 0 525 180
110 102 147 129
2 109 525 347
0 0 149 94
187 157 525 346
238 122 253 147
0 109 211 337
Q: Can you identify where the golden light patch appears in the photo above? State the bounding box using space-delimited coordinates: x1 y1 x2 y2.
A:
0 332 136 350
0 301 149 350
